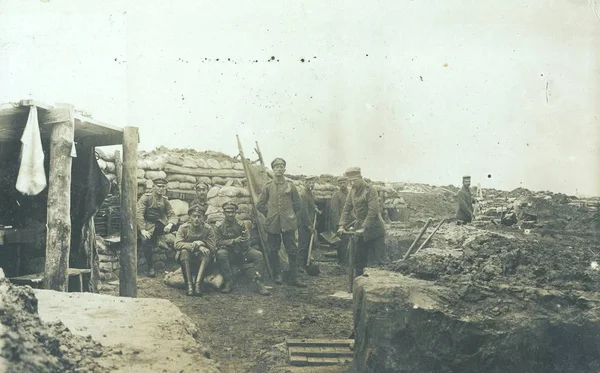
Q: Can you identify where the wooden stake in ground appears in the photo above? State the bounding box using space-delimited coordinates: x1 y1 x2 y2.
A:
414 219 446 255
402 218 432 261
120 127 139 297
236 135 273 279
43 106 75 291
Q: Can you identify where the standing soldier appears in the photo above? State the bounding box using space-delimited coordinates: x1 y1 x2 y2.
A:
456 175 475 225
191 181 209 212
137 177 178 277
298 176 321 269
256 157 307 287
337 167 387 277
330 176 350 265
174 204 216 296
215 202 270 296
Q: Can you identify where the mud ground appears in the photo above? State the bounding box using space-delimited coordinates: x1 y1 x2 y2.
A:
101 248 354 373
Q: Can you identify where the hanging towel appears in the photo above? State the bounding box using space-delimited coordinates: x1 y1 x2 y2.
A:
16 106 47 195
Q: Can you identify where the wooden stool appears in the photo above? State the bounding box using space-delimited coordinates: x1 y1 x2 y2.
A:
9 268 92 292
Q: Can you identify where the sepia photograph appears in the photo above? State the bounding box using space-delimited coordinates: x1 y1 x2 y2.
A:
0 0 598 372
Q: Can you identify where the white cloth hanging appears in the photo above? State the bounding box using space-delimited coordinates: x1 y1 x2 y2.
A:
16 106 47 195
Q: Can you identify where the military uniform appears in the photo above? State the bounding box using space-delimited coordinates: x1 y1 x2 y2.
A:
298 177 318 267
329 177 350 265
256 157 306 287
216 202 270 295
190 181 209 213
136 178 178 276
339 167 388 275
456 176 475 224
174 205 216 296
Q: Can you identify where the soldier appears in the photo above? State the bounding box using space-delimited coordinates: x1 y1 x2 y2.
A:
215 202 270 296
456 175 475 225
329 176 350 265
174 204 216 296
337 167 387 277
298 175 321 269
136 177 178 277
190 181 209 212
256 157 307 287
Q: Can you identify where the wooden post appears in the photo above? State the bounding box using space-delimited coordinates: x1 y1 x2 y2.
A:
43 106 75 291
120 127 138 297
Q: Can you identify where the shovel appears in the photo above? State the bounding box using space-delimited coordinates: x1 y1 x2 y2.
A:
306 214 320 276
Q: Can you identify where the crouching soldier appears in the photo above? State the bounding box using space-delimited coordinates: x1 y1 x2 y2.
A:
174 204 216 296
137 177 178 277
216 202 270 296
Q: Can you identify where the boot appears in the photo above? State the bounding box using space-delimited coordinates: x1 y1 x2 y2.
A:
182 261 194 296
287 255 307 288
256 279 271 296
269 251 283 285
218 254 234 293
194 259 208 297
221 282 233 293
146 248 156 277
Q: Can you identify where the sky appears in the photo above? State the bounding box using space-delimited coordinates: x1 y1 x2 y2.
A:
0 0 598 196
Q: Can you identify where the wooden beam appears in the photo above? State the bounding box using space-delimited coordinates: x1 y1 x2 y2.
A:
119 126 139 297
164 164 245 178
43 105 74 291
39 108 73 126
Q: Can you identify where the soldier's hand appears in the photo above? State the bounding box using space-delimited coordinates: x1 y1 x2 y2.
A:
199 246 210 256
316 208 322 215
355 228 365 235
141 230 151 240
336 227 345 236
163 223 173 233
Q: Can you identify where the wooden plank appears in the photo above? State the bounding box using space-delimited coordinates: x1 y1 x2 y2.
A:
43 105 74 292
289 356 309 366
164 164 245 178
286 339 354 347
120 126 138 298
288 347 353 358
39 107 73 126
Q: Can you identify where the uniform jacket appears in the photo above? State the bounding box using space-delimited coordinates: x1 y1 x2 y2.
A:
456 186 474 222
216 219 251 254
136 192 178 233
174 222 217 261
256 179 302 234
340 184 386 242
298 188 317 229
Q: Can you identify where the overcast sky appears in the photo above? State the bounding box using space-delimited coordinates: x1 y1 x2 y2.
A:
1 0 598 196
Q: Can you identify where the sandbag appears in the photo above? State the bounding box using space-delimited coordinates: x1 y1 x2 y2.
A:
207 186 221 199
179 214 190 223
182 158 198 168
137 169 146 179
233 163 244 170
196 176 212 186
105 161 116 173
145 170 167 180
164 268 223 290
220 159 233 169
208 196 251 207
207 159 222 169
168 155 185 166
217 186 250 198
197 158 208 168
206 205 221 215
167 174 197 183
137 178 147 186
167 181 181 190
144 159 162 171
212 177 226 185
178 182 196 190
169 199 189 216
97 159 107 170
105 174 117 182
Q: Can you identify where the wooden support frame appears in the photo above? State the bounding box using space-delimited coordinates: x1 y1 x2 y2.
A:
43 105 75 291
119 127 139 297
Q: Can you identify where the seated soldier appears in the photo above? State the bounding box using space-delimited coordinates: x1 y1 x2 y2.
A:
174 204 216 296
215 202 270 296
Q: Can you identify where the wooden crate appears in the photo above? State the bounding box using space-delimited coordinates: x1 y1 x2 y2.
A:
287 339 354 367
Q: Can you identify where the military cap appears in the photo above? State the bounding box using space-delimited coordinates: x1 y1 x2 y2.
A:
222 201 238 212
195 181 209 190
271 157 286 168
188 203 207 215
153 177 168 186
462 175 471 180
344 167 362 180
305 175 317 182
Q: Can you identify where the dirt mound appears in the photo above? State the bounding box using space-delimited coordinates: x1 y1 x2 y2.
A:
0 273 109 373
140 146 237 162
400 192 456 220
389 226 600 292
